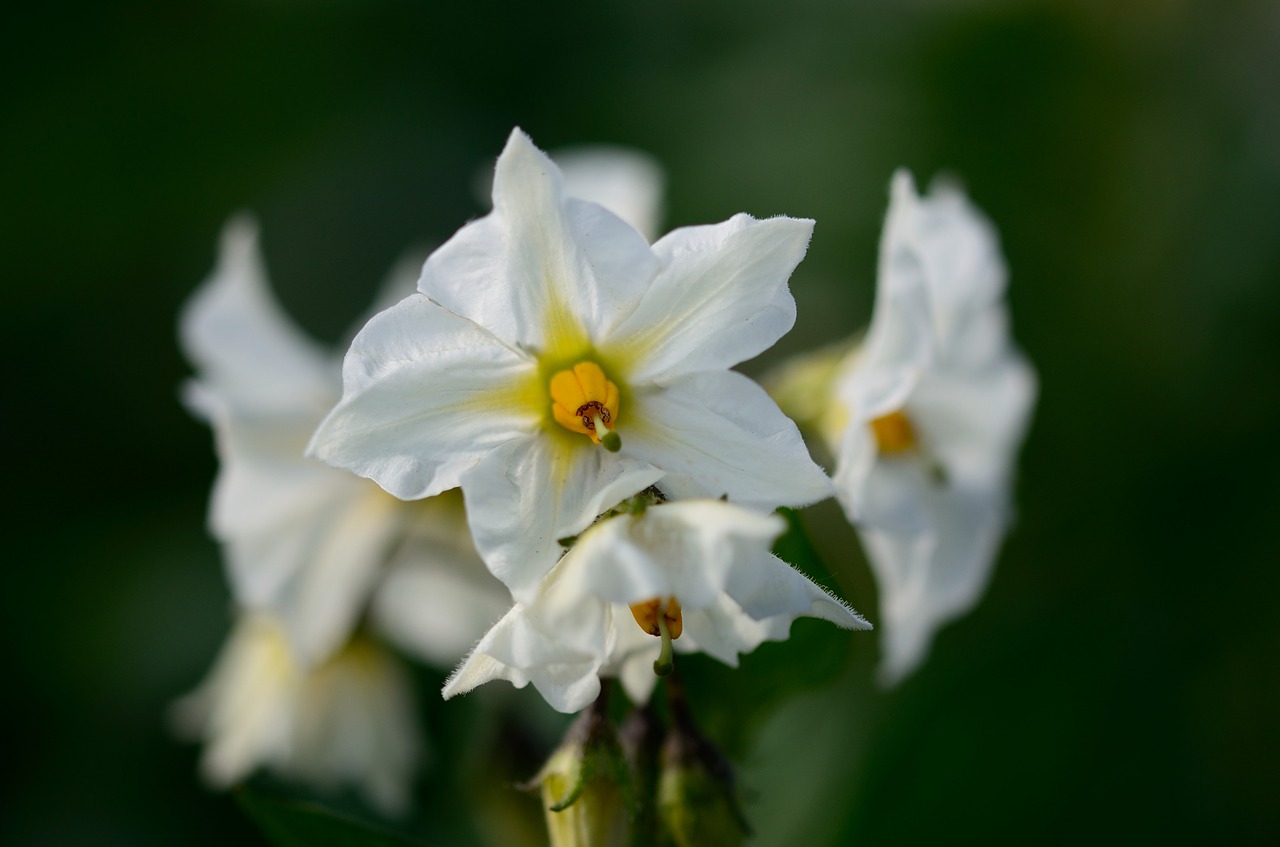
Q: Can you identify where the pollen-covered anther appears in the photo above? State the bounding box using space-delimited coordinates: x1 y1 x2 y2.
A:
550 362 622 451
628 597 683 639
869 409 918 455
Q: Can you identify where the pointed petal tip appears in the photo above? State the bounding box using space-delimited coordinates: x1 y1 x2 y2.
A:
890 168 917 198
219 211 259 248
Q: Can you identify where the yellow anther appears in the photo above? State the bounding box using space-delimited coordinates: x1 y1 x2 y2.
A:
870 410 918 455
550 361 621 450
628 597 683 640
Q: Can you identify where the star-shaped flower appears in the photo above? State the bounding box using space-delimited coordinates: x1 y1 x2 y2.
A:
180 218 507 668
309 129 833 602
831 171 1037 684
442 497 869 713
172 615 421 816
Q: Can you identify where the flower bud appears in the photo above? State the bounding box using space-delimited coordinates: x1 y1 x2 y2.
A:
657 680 750 847
532 688 631 847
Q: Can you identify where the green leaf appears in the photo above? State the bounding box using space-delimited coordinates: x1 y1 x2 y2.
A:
235 788 432 847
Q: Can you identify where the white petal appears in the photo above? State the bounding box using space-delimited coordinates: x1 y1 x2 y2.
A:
678 595 785 666
460 435 664 602
171 616 297 788
442 602 609 715
420 129 659 352
862 483 1006 685
343 246 430 346
911 350 1038 489
606 619 664 704
180 216 337 419
724 552 870 631
308 295 535 500
268 491 407 667
625 371 833 508
609 214 813 384
834 441 935 535
369 506 511 669
197 396 404 665
288 636 422 816
886 171 1009 358
564 501 785 613
554 145 666 242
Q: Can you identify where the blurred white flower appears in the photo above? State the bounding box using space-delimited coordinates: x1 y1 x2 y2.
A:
180 219 506 668
442 498 869 714
172 615 420 816
551 145 666 242
309 128 832 604
831 171 1037 685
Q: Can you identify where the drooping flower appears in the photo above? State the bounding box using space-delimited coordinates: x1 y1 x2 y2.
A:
180 218 507 668
830 171 1037 684
171 614 421 816
442 497 869 714
308 129 832 603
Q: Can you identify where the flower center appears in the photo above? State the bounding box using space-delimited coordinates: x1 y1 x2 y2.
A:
550 361 622 452
869 410 917 455
628 596 683 639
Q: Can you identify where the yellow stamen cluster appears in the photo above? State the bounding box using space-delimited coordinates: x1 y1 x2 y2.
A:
628 597 683 640
550 362 622 451
870 410 918 455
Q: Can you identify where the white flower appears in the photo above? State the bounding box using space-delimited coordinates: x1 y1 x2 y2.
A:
171 615 421 816
180 218 506 668
309 129 832 603
442 498 869 714
831 171 1037 685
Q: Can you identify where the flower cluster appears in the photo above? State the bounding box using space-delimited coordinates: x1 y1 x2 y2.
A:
174 128 1035 831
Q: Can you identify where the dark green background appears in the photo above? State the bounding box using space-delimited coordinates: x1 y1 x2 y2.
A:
5 1 1278 844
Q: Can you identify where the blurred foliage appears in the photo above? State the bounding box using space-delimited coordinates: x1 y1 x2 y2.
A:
4 0 1278 844
237 788 430 847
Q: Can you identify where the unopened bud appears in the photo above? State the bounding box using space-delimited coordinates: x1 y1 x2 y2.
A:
530 687 631 847
658 677 750 847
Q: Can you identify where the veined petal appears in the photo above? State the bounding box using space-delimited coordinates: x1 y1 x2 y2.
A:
609 214 813 384
308 295 535 500
625 371 833 508
420 129 658 354
460 435 664 602
179 216 337 418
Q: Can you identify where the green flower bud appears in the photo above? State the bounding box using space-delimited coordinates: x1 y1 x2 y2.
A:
532 688 632 847
657 679 751 847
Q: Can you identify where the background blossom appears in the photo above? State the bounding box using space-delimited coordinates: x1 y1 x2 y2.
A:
831 172 1036 683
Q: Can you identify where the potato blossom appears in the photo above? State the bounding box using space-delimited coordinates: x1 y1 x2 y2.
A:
831 172 1037 684
442 497 869 713
171 615 420 816
180 218 506 668
309 129 833 603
